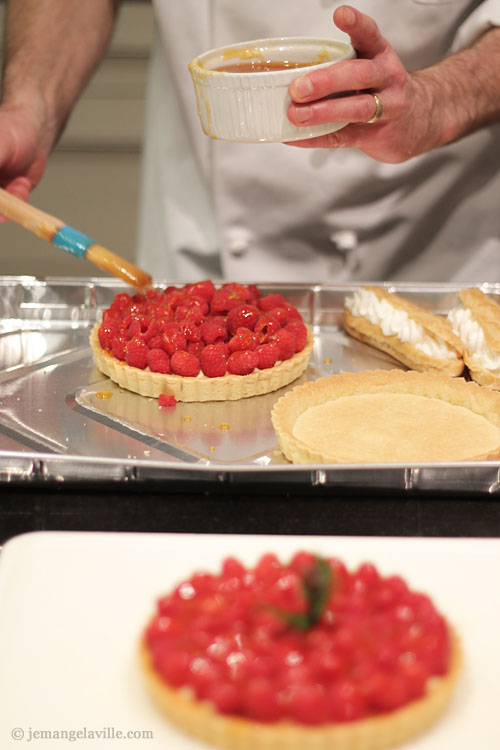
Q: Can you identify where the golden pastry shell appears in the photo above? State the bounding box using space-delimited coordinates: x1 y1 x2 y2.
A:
271 369 500 464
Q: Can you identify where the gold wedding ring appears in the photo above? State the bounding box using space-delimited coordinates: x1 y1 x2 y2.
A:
367 93 383 124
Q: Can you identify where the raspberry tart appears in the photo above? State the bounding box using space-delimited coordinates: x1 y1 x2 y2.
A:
140 551 461 750
90 281 313 401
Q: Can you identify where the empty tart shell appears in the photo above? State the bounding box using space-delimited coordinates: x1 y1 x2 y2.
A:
271 369 500 464
90 324 314 402
344 286 464 376
139 632 461 750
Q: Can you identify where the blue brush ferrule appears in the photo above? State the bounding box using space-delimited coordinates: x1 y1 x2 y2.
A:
53 226 94 258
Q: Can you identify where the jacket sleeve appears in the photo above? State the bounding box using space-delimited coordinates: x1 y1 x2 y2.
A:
451 0 500 50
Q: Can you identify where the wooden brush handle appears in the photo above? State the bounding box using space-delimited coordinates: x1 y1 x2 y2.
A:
0 187 63 241
0 187 152 288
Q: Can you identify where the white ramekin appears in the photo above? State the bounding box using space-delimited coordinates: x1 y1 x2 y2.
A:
188 37 356 144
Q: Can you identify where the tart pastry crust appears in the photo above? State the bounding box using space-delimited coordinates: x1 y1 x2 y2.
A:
454 288 500 389
344 286 464 376
90 324 313 402
271 369 500 464
139 633 461 750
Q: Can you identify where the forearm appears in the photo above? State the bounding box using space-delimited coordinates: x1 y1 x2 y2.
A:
1 0 121 149
413 26 500 149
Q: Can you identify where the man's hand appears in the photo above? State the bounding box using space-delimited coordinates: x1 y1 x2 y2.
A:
0 102 52 221
286 5 500 162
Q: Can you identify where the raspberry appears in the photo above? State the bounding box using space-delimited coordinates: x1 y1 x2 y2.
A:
255 342 280 369
270 328 296 360
158 394 177 407
258 293 287 312
228 327 258 353
200 317 228 344
161 323 187 356
127 319 143 339
111 333 127 361
226 304 260 334
98 322 118 350
285 321 308 352
185 280 216 303
266 307 288 326
125 336 148 369
180 321 202 342
110 292 132 314
175 295 208 321
284 305 303 323
147 334 165 350
227 350 259 375
143 321 160 343
170 350 201 377
147 348 171 374
101 308 121 326
214 341 230 357
210 286 249 315
163 289 187 309
187 340 204 358
200 344 228 377
254 315 281 344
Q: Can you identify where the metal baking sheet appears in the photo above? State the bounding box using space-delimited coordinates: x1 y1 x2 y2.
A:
1 275 500 490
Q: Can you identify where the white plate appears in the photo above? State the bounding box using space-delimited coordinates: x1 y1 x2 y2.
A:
0 531 498 749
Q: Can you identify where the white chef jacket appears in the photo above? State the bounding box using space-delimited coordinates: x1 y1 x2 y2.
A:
136 1 500 284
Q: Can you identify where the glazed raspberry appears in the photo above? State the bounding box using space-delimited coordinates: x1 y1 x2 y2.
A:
210 290 239 315
180 321 202 343
127 319 143 339
175 299 207 324
147 334 165 351
163 289 187 309
284 304 304 323
270 328 296 360
228 327 258 353
147 348 171 374
185 280 216 303
158 394 177 407
125 336 148 369
110 292 132 314
258 293 287 312
161 323 187 356
226 304 260 334
98 322 117 350
187 341 205 359
170 350 201 377
227 350 259 375
101 308 121 326
200 345 228 377
200 317 228 344
254 315 281 344
255 342 280 370
285 321 308 352
266 307 288 326
111 333 127 361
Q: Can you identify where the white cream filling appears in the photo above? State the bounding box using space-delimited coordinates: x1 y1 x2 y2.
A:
448 306 500 372
345 289 456 360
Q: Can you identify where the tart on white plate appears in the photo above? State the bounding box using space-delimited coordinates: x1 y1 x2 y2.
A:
90 281 313 402
271 369 500 464
140 550 461 750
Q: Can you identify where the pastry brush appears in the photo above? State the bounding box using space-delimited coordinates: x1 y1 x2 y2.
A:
0 187 152 288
